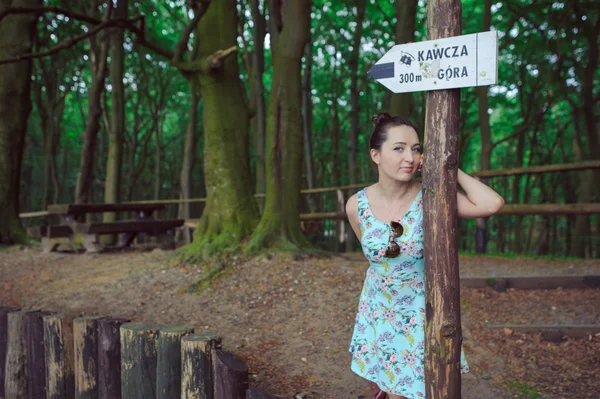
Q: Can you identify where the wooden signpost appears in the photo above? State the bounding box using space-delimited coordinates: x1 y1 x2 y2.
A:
368 31 498 93
369 2 498 398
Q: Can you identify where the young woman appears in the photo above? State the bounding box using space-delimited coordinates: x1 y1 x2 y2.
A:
346 113 504 399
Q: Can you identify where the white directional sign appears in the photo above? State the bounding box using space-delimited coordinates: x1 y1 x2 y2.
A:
368 31 498 93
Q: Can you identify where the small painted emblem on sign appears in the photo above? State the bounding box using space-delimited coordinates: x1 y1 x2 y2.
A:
399 52 415 67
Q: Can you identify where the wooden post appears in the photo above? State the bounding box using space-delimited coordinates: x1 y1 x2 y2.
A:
26 311 50 399
423 0 463 398
44 314 76 399
213 350 248 399
156 326 194 399
180 333 221 399
97 318 129 399
120 323 160 399
74 316 104 399
336 189 345 252
0 307 19 399
5 310 36 398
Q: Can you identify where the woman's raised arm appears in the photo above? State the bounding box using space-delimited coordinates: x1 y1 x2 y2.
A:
456 169 504 219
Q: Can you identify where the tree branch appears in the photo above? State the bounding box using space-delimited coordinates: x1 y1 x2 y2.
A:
172 0 211 62
0 6 100 25
0 17 139 66
0 7 175 62
174 45 238 74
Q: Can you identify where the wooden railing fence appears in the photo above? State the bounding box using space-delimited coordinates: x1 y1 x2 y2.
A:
18 160 600 251
0 307 280 399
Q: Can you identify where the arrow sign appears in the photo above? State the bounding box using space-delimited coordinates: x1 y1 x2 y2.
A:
368 31 498 93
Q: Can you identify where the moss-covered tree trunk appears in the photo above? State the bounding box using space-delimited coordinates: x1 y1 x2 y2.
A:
103 0 127 235
246 0 311 252
0 0 40 245
183 0 259 260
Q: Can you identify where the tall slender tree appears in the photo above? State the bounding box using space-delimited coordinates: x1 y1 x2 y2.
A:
0 0 41 244
389 0 417 118
348 0 366 186
103 0 128 232
475 0 492 253
75 2 111 205
249 0 266 199
246 0 312 252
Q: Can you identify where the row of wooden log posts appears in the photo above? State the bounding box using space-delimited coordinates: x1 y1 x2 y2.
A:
0 307 280 399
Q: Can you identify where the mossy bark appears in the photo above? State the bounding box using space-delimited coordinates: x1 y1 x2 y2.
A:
181 0 259 261
245 0 312 253
0 0 40 245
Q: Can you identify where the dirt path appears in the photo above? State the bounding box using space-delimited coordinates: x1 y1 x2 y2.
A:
1 246 598 398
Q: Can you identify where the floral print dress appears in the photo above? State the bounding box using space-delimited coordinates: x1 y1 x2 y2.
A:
349 187 469 398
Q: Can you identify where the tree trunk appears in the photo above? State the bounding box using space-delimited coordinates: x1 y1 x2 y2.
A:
179 81 200 243
512 124 526 253
34 59 64 209
331 92 340 188
573 131 591 257
0 0 40 245
183 0 260 260
389 0 417 117
423 1 463 398
154 123 162 200
249 0 266 200
302 34 315 190
246 0 312 252
475 0 492 254
75 11 110 205
302 33 317 214
348 0 366 186
103 0 128 236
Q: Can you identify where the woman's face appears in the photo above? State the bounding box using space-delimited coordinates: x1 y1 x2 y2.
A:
371 125 421 182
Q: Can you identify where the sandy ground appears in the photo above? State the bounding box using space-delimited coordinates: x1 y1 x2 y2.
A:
0 245 598 398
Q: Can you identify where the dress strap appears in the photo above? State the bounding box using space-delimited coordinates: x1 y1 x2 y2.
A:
356 188 368 220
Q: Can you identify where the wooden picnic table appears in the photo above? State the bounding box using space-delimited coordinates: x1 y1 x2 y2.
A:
29 203 183 253
47 203 166 221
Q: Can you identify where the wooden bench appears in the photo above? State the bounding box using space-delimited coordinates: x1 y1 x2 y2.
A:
28 203 182 253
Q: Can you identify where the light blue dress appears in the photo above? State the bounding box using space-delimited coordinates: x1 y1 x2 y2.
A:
349 187 469 398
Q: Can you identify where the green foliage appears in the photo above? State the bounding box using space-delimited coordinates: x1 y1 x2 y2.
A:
14 0 599 257
506 380 543 399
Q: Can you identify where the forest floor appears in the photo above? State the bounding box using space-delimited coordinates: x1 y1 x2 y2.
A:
1 244 599 399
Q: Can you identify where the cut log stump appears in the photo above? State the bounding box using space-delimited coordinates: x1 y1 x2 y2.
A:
156 326 194 399
214 350 249 399
5 310 38 398
26 310 51 399
181 333 221 399
44 314 76 399
97 318 129 399
0 307 20 399
74 316 105 399
120 323 161 399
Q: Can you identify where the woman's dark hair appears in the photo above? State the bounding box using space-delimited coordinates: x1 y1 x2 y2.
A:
370 112 417 151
